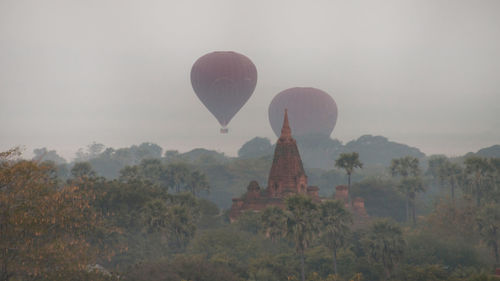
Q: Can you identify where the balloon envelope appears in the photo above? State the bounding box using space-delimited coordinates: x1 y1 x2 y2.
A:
268 87 338 137
191 51 258 129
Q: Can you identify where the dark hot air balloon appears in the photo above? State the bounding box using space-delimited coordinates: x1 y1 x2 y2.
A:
191 51 258 133
268 87 338 137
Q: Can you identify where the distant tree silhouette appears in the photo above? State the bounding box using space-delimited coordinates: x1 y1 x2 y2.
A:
363 219 405 281
261 206 287 242
437 159 463 202
476 203 500 264
319 200 352 275
285 195 320 281
464 156 493 207
390 156 423 224
335 152 363 204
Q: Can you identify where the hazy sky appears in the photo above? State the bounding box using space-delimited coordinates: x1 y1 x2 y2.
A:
1 0 499 160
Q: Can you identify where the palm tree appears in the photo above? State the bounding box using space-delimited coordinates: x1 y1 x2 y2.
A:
437 160 463 202
476 203 500 264
390 156 419 178
363 219 405 281
285 195 320 281
261 206 287 242
70 161 97 181
335 152 363 204
426 155 447 183
169 204 197 249
464 156 493 207
186 170 210 196
165 163 190 193
398 177 425 224
319 200 352 275
491 158 500 202
390 156 422 224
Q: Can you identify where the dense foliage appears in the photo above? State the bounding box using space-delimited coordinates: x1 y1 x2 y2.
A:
2 145 500 280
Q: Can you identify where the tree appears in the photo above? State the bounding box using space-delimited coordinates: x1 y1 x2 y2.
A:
426 155 447 183
118 165 142 183
133 142 163 161
285 195 321 281
0 149 110 281
476 203 500 264
75 142 105 162
166 163 191 193
319 200 352 275
138 159 165 181
464 156 494 207
71 162 96 178
186 170 210 196
437 160 463 202
165 164 210 195
363 219 405 281
74 142 164 179
119 160 209 196
261 206 287 242
390 156 423 224
490 158 500 203
398 177 424 225
69 162 101 189
238 137 273 159
166 204 198 251
98 177 200 264
32 147 67 164
335 152 363 204
88 142 106 158
142 198 171 233
235 210 262 234
135 158 170 189
425 198 478 241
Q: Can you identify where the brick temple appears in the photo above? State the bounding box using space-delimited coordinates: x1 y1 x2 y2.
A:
229 109 320 221
228 109 369 222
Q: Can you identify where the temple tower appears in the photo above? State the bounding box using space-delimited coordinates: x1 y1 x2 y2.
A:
267 109 308 197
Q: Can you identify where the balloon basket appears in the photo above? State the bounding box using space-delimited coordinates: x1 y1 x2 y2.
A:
220 128 229 134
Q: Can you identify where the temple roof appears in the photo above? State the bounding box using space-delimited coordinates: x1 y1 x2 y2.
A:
267 109 307 192
280 109 292 139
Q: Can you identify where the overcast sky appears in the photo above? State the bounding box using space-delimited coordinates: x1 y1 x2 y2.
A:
1 0 499 160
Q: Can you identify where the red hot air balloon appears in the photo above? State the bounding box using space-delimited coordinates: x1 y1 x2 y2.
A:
268 87 338 137
191 51 258 133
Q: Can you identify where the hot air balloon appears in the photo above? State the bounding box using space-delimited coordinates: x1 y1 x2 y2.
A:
268 87 338 137
191 51 258 133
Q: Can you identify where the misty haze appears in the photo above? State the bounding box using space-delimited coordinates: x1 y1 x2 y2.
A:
1 1 500 281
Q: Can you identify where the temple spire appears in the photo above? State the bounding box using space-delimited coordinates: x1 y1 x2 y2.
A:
280 109 292 138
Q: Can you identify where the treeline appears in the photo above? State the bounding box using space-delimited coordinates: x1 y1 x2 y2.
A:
2 146 500 280
32 142 375 208
2 147 217 280
34 140 498 213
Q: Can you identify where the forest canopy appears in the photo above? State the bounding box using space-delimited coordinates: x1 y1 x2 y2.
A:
2 143 500 281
